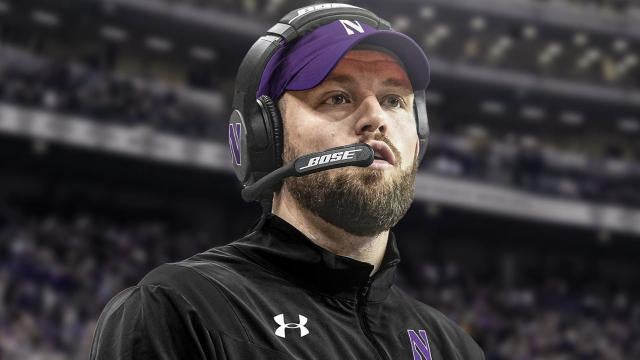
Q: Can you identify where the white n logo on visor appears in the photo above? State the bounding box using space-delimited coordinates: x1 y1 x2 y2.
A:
339 19 364 35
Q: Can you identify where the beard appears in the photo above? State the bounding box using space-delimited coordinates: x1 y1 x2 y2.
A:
281 136 418 237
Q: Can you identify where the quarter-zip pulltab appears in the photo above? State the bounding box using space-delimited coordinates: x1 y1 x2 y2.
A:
356 281 390 360
360 285 369 300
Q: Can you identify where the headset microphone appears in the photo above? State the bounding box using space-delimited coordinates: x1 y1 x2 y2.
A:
241 143 374 202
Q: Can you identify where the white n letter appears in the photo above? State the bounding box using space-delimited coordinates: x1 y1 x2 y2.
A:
339 19 364 35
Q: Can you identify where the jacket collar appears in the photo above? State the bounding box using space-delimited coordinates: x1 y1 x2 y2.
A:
232 213 400 302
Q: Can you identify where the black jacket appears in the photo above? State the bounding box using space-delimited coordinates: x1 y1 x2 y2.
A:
90 214 485 359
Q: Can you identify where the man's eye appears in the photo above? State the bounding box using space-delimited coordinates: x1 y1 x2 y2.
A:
381 95 406 109
325 94 350 105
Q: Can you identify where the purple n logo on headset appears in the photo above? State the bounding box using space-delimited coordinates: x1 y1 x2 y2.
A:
229 123 242 166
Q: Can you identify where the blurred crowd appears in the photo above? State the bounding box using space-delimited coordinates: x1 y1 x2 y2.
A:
1 204 638 359
535 0 638 12
2 44 640 208
0 46 219 140
158 0 640 15
402 259 640 360
161 0 290 18
425 131 640 207
146 0 640 89
0 205 213 359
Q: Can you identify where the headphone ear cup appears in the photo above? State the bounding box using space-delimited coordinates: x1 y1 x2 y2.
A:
413 90 429 164
257 95 284 168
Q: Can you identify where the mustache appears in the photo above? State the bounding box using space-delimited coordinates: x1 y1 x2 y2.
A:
367 134 402 167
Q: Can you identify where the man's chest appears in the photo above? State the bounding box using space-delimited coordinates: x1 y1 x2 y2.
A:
201 281 443 360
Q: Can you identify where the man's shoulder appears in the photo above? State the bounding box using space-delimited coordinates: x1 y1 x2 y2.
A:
93 243 259 349
95 244 244 320
139 242 258 304
391 286 485 359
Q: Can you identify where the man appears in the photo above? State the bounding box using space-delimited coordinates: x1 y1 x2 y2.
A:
91 4 485 360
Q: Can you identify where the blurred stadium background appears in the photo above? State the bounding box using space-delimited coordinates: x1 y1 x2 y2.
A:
1 0 639 359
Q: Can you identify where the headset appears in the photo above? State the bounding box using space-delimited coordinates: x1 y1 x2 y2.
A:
228 3 429 203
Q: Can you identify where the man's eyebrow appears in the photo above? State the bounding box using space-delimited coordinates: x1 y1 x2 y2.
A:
323 74 355 85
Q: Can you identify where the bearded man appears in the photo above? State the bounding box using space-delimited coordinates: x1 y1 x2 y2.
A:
90 4 484 360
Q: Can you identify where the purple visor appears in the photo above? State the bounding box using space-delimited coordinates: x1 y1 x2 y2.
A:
257 19 430 101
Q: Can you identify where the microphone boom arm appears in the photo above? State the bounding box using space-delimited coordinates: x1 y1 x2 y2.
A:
241 143 374 202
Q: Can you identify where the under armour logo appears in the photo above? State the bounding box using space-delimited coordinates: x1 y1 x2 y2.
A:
273 314 309 338
339 19 364 35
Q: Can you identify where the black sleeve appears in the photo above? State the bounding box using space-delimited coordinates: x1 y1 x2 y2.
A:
446 317 486 360
419 300 486 360
90 284 217 360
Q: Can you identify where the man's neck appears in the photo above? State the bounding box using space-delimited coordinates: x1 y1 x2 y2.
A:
272 189 389 274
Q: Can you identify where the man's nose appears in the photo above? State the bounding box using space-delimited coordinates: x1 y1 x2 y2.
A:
354 95 387 136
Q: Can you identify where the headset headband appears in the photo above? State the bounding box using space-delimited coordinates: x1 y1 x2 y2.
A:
232 5 389 120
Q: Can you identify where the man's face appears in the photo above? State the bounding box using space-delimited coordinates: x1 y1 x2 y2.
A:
279 49 420 237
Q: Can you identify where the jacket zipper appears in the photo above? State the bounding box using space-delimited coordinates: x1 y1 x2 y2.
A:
356 280 390 360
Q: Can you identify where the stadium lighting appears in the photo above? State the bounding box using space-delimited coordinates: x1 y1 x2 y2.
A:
577 48 601 69
523 25 538 40
573 32 588 47
560 111 584 126
613 38 628 53
577 59 589 69
190 46 217 62
31 9 59 27
618 118 639 133
0 1 10 14
425 91 443 105
100 26 128 43
615 59 631 76
465 124 488 138
434 24 450 38
621 54 638 69
548 42 563 56
469 16 486 32
538 53 553 66
419 6 436 20
32 138 49 156
424 24 450 48
463 38 480 59
146 36 173 53
497 36 513 48
489 35 512 60
392 16 411 32
538 42 563 66
521 106 545 121
423 33 438 48
613 54 639 76
425 203 440 217
585 48 601 60
481 100 505 115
